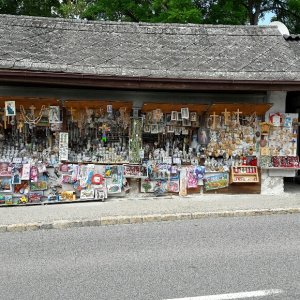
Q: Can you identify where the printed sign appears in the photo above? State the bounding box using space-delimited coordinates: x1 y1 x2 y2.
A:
59 132 69 161
204 172 229 191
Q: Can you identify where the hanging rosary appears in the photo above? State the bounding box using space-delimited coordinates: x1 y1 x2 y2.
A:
20 105 47 126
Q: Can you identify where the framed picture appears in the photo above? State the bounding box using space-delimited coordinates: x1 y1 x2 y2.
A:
197 128 210 145
0 178 12 192
49 106 61 123
50 122 62 131
190 112 197 122
151 124 158 134
181 107 189 120
144 125 150 133
80 189 94 200
158 123 164 133
107 105 113 113
5 101 16 116
177 112 182 121
174 127 181 135
165 113 171 124
171 111 177 121
94 188 107 200
12 172 21 185
0 163 12 177
167 125 174 133
182 128 189 135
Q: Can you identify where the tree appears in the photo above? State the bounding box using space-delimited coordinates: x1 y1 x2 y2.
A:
200 0 248 25
275 0 300 33
56 0 90 19
83 0 202 23
83 0 153 22
1 0 299 33
0 0 60 17
150 0 202 23
196 0 300 33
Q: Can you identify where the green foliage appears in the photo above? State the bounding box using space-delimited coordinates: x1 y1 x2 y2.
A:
0 0 299 33
204 0 247 25
83 0 153 22
57 0 89 19
275 0 300 33
83 0 202 23
151 0 202 23
0 0 60 17
0 0 18 14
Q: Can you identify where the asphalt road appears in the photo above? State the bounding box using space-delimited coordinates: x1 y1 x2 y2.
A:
1 214 300 300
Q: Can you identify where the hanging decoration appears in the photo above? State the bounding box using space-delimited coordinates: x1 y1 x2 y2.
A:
20 105 47 126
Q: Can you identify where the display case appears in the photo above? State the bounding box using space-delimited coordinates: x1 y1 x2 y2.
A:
230 166 259 183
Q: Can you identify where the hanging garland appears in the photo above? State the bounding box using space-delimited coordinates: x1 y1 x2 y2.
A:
20 105 47 125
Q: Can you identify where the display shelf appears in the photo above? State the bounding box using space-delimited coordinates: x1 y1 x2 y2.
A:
0 198 106 207
124 175 148 179
63 161 130 165
261 167 300 170
230 166 259 183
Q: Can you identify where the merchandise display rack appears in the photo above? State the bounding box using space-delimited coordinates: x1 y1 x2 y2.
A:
230 166 259 183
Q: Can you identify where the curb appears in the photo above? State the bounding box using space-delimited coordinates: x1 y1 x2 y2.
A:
1 208 300 233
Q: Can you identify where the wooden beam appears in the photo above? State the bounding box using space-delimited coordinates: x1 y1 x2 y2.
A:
1 70 300 91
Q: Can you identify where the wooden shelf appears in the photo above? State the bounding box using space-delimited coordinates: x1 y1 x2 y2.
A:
261 167 300 170
231 166 259 183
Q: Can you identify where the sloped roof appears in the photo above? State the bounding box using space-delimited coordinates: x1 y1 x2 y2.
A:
0 14 300 81
285 35 300 60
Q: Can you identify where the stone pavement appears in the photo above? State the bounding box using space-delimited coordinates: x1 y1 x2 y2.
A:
1 192 300 232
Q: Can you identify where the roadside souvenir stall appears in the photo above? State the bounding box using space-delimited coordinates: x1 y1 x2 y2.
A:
0 97 299 206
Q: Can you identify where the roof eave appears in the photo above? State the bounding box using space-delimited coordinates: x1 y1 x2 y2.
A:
0 70 300 92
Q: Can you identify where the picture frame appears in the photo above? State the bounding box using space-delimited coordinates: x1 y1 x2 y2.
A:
5 101 16 116
181 107 189 120
165 113 172 124
171 111 177 121
0 178 12 192
50 122 62 131
177 112 182 121
144 125 150 133
158 123 164 133
0 163 12 177
190 112 197 122
167 125 174 133
49 106 61 123
107 105 113 113
80 189 95 200
174 127 181 136
12 172 21 185
151 124 159 134
182 128 189 135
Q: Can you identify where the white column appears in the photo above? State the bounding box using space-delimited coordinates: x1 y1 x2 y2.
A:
261 91 287 195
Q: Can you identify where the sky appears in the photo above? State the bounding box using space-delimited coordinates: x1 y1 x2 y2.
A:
258 12 275 25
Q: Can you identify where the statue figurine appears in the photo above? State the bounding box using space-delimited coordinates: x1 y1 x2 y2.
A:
191 134 199 151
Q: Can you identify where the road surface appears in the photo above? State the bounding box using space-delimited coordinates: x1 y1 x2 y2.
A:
1 214 300 300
